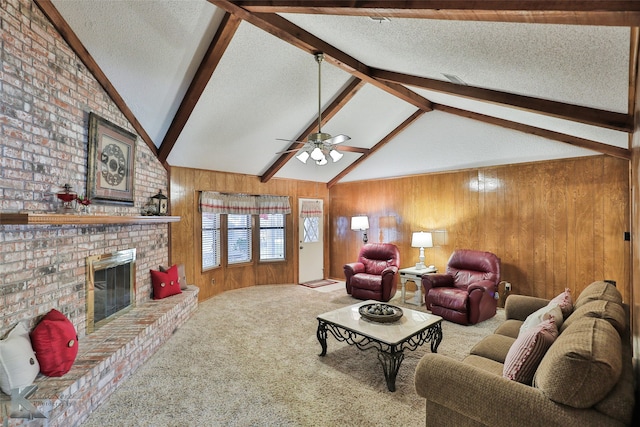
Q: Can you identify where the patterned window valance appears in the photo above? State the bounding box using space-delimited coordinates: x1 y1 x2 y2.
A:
200 192 291 215
300 200 322 218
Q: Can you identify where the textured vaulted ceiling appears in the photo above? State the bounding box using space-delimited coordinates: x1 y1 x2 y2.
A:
45 0 637 185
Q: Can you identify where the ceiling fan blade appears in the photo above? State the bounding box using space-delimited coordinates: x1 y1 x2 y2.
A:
276 138 305 144
324 134 350 145
275 148 304 155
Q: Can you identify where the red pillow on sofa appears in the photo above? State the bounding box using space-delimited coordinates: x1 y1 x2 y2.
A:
150 265 182 300
30 309 78 377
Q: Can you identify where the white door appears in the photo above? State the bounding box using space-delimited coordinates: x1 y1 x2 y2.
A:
298 198 324 283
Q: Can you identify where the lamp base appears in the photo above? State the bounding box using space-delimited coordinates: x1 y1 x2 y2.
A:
415 262 426 270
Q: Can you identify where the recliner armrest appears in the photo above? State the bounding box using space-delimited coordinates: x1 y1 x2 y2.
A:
381 265 398 276
468 279 496 294
423 273 454 288
344 262 365 275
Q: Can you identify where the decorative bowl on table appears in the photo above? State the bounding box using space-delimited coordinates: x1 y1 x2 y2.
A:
359 303 403 323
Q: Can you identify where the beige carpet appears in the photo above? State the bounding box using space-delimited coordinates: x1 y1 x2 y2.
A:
80 284 504 427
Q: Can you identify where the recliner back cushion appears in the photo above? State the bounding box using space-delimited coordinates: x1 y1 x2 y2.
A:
533 317 622 408
449 269 494 288
362 258 392 275
445 249 500 287
357 243 400 275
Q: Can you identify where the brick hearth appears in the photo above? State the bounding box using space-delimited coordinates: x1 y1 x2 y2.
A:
1 286 199 427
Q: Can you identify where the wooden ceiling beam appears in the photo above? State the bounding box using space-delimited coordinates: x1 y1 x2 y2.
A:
260 78 365 182
327 110 426 188
232 1 640 26
158 13 241 164
33 0 159 159
434 104 631 160
372 68 634 132
210 1 434 112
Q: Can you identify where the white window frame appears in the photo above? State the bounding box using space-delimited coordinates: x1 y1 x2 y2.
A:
259 213 286 261
227 214 252 265
202 212 221 270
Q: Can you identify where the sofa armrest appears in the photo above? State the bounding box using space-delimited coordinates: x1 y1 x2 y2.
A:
415 354 617 426
504 294 550 321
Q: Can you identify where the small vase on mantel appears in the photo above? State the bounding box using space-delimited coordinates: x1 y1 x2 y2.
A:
77 195 91 214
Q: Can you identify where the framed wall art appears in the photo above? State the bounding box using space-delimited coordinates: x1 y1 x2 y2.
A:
87 112 137 206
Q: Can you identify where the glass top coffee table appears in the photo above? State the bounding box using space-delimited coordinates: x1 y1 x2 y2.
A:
316 300 442 392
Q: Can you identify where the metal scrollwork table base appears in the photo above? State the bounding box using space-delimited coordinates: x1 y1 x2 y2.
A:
316 300 443 392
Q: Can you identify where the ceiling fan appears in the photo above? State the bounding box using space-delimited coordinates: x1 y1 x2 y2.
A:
276 53 350 165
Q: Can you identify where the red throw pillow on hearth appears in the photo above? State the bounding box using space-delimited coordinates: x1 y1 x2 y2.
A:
150 265 182 300
30 309 79 377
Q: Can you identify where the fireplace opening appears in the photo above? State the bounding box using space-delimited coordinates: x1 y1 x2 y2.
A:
86 249 136 334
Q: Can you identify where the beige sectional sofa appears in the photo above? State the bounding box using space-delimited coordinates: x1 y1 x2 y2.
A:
414 281 635 426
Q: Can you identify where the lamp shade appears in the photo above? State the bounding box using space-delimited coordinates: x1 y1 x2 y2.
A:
296 151 310 163
329 149 343 162
411 232 433 248
310 146 324 161
350 216 369 231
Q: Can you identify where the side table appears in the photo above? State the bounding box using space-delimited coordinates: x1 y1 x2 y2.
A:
399 266 437 306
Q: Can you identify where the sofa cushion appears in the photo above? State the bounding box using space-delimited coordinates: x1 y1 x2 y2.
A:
533 317 622 408
503 318 558 384
463 354 504 376
493 319 523 339
561 300 626 335
549 288 573 318
470 334 515 364
574 281 622 310
520 303 563 333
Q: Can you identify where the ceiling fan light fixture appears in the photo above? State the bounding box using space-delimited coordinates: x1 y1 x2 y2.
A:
329 149 343 162
296 151 310 164
276 52 349 167
310 146 324 161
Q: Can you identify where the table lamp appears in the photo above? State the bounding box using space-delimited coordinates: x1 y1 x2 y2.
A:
411 231 433 269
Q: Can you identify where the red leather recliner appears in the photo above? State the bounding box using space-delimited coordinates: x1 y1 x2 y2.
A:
344 243 400 302
422 249 500 325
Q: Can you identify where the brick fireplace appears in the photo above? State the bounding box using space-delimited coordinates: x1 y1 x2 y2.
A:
0 1 195 425
86 248 136 334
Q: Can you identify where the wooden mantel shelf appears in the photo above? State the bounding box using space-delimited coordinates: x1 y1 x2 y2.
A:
0 213 181 225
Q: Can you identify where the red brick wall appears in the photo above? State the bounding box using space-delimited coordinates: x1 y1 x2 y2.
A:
0 0 169 338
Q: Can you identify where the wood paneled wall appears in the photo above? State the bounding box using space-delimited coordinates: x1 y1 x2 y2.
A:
329 156 631 303
169 167 329 301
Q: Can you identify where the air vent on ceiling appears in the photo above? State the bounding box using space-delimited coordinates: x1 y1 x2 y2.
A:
443 74 467 85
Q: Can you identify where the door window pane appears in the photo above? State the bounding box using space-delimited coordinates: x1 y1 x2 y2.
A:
303 217 319 243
